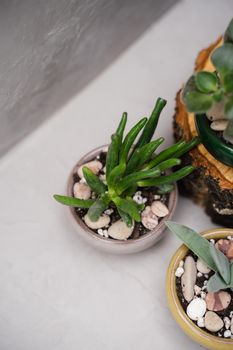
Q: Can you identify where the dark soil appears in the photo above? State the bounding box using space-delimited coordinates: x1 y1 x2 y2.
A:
176 249 233 338
72 151 170 240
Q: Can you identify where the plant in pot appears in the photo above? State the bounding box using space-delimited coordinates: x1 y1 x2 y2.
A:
166 221 233 350
54 97 197 254
174 18 233 227
182 18 233 166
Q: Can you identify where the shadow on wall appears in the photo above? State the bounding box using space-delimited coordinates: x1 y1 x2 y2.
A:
0 0 179 157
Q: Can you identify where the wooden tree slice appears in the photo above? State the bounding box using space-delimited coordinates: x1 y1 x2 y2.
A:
174 37 233 227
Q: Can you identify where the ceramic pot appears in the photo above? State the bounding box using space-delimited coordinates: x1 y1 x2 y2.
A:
166 228 233 350
66 145 178 254
195 114 233 167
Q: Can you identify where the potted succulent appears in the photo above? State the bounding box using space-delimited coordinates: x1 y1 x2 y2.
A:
54 97 197 254
166 221 233 350
182 18 233 166
174 18 233 227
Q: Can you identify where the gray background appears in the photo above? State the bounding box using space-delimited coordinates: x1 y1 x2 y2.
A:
0 0 176 157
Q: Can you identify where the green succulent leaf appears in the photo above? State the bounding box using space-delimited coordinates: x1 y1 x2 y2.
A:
157 184 174 194
207 273 228 292
83 167 107 194
165 221 218 272
125 137 164 174
211 44 233 75
117 168 161 194
108 163 126 193
113 197 141 222
184 91 214 113
224 18 233 44
212 89 224 102
120 117 147 164
138 166 195 187
53 195 94 208
182 75 197 99
223 73 233 93
87 195 109 222
145 140 186 169
106 133 120 181
223 120 233 144
209 243 231 284
172 137 200 158
195 71 218 93
116 112 127 143
135 97 167 148
117 207 133 227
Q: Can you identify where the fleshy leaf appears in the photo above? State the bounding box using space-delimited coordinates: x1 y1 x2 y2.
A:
165 221 217 272
53 195 94 208
87 196 109 222
224 18 233 44
184 91 214 113
211 44 233 75
195 71 218 93
207 273 228 292
209 243 231 284
224 97 233 119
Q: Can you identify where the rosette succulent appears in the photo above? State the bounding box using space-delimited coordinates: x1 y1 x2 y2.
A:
182 18 233 144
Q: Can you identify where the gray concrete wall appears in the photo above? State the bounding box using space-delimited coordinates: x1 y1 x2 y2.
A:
0 0 177 157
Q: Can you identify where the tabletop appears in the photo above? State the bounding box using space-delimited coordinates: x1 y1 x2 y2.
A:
0 1 233 349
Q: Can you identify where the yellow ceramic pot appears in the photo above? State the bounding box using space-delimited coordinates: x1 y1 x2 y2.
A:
166 228 233 350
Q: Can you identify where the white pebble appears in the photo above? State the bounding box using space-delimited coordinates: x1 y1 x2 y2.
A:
224 317 231 330
197 272 203 278
78 160 103 178
142 198 147 203
179 260 184 268
175 267 184 278
210 239 215 244
104 209 114 215
187 298 207 321
141 206 158 230
154 194 160 200
151 201 169 217
97 229 104 236
196 259 211 274
210 119 228 131
73 182 91 200
84 214 110 230
108 220 134 240
194 285 201 295
224 330 231 338
133 194 143 204
197 317 205 328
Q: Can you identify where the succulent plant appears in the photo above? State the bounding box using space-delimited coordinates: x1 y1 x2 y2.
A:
166 221 233 292
54 98 198 227
182 18 233 144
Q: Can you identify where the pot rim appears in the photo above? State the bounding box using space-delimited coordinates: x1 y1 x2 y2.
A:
67 144 178 246
166 228 233 348
195 114 233 167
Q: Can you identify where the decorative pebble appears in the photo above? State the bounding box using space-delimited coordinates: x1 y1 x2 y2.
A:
73 182 91 200
206 291 231 312
104 209 114 215
108 220 134 240
210 119 228 131
231 318 233 333
181 256 197 302
77 160 103 178
205 311 224 333
84 214 110 230
216 239 233 259
141 206 158 230
201 292 206 299
224 317 231 330
197 272 203 278
133 192 144 205
175 267 184 278
206 100 226 121
197 317 205 328
187 298 206 321
179 260 184 267
210 239 215 244
151 201 169 217
154 195 160 200
196 259 211 274
194 285 201 296
224 330 231 338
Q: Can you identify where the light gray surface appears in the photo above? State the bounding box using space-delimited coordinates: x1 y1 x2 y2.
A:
0 1 233 350
0 0 176 157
